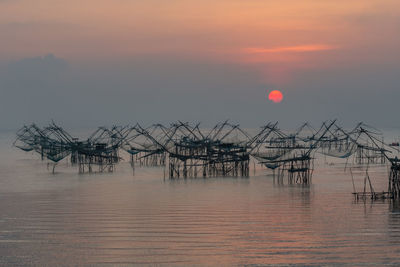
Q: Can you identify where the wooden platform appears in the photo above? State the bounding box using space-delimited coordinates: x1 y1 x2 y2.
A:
352 191 392 200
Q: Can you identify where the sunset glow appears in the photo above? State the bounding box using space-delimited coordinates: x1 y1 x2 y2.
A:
0 0 399 125
2 1 400 265
244 45 337 54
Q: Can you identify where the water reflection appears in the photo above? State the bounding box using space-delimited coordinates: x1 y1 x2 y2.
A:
388 200 400 247
1 133 400 265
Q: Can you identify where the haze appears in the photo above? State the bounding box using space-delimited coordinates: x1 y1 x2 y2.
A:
0 0 399 129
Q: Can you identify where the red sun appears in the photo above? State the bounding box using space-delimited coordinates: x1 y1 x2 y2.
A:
268 90 283 103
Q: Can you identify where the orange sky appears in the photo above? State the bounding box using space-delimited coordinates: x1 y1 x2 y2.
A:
1 0 399 84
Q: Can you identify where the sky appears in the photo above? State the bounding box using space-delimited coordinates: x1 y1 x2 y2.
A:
0 0 399 130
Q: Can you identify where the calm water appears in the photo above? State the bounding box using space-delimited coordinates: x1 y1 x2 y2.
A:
1 131 400 266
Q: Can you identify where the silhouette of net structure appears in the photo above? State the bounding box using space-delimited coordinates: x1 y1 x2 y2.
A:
347 127 400 200
123 124 169 167
136 121 268 178
318 122 386 165
15 123 73 165
14 123 129 173
251 120 337 184
14 120 400 195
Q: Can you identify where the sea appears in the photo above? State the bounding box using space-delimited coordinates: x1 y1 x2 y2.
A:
1 129 400 266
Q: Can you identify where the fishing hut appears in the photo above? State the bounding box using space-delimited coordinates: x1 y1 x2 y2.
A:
14 123 128 173
349 123 386 165
350 127 399 200
139 121 253 179
318 122 357 159
72 126 128 173
123 124 168 167
255 120 336 184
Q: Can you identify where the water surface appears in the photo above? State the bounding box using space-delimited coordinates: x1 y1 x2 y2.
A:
1 132 400 266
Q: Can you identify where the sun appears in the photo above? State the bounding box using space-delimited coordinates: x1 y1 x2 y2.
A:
268 90 283 103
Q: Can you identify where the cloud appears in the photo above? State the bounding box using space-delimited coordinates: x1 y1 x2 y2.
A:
7 54 68 77
244 45 337 54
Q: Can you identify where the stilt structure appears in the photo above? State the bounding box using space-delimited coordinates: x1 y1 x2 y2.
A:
123 124 168 167
14 120 399 188
14 123 129 173
256 120 336 184
135 121 259 179
350 127 399 199
389 158 400 199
